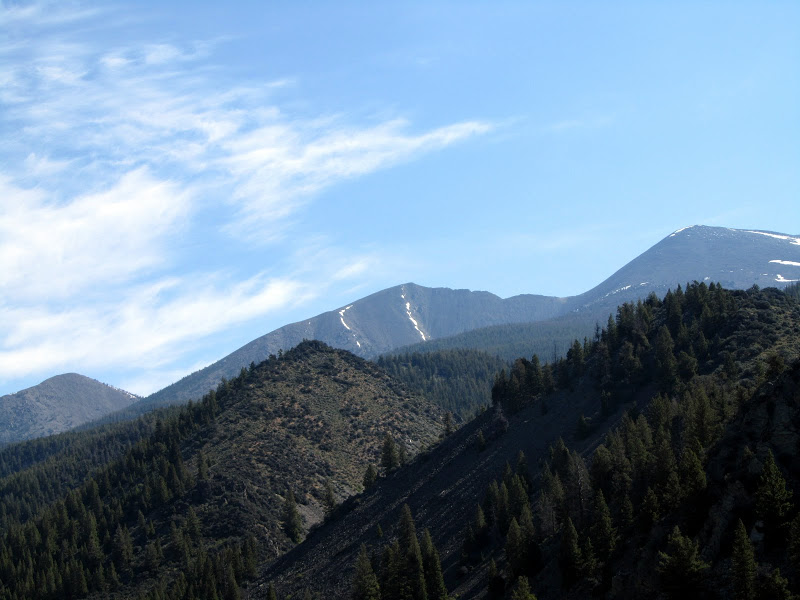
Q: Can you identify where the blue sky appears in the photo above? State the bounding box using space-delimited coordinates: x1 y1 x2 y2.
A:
1 1 798 397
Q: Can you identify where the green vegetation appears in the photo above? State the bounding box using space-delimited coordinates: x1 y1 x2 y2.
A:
351 505 448 600
3 282 800 599
452 282 800 598
0 341 443 599
394 312 599 364
377 349 508 418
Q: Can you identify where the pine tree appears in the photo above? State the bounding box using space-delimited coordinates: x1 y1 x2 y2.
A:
283 488 303 544
113 524 134 576
559 517 582 588
640 487 660 532
755 451 792 529
224 564 241 600
759 568 794 600
186 506 202 541
145 540 161 572
397 505 427 600
516 451 532 491
244 534 258 578
657 526 709 599
679 448 706 497
476 430 486 452
323 479 336 517
381 540 402 600
505 518 526 577
655 325 678 392
487 558 505 599
353 543 381 600
731 519 756 600
381 434 400 473
363 464 378 490
509 475 528 521
620 494 634 531
519 502 539 570
473 504 489 548
590 490 617 560
443 412 454 436
420 529 447 600
510 576 537 600
398 444 408 467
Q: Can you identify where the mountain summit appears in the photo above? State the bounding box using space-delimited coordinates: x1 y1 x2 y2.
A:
138 226 800 409
570 225 800 312
0 373 138 445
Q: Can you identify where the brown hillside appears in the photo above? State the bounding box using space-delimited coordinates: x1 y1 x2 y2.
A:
189 341 445 559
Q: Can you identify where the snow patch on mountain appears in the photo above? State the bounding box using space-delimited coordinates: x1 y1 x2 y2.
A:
338 305 353 331
337 305 364 348
670 225 695 237
776 274 800 283
604 284 633 298
107 384 138 399
405 301 427 341
399 290 427 342
746 231 800 245
770 260 800 267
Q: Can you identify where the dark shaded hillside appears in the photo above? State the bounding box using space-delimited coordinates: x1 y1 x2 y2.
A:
252 283 800 600
254 359 612 600
0 341 443 600
0 373 138 445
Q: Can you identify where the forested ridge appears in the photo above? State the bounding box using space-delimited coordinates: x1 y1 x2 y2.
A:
450 281 800 598
0 342 443 599
252 282 800 599
0 414 158 529
376 349 509 419
394 312 597 364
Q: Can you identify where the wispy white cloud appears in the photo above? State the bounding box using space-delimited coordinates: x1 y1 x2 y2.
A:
222 118 491 238
0 1 491 394
0 274 307 379
0 169 189 300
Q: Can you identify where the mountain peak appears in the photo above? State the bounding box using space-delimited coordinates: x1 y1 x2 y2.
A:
0 373 138 444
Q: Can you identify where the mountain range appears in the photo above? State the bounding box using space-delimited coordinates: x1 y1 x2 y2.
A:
3 225 799 442
143 225 800 409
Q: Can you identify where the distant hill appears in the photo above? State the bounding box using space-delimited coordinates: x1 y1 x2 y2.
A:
0 373 138 445
568 224 800 313
136 225 800 413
